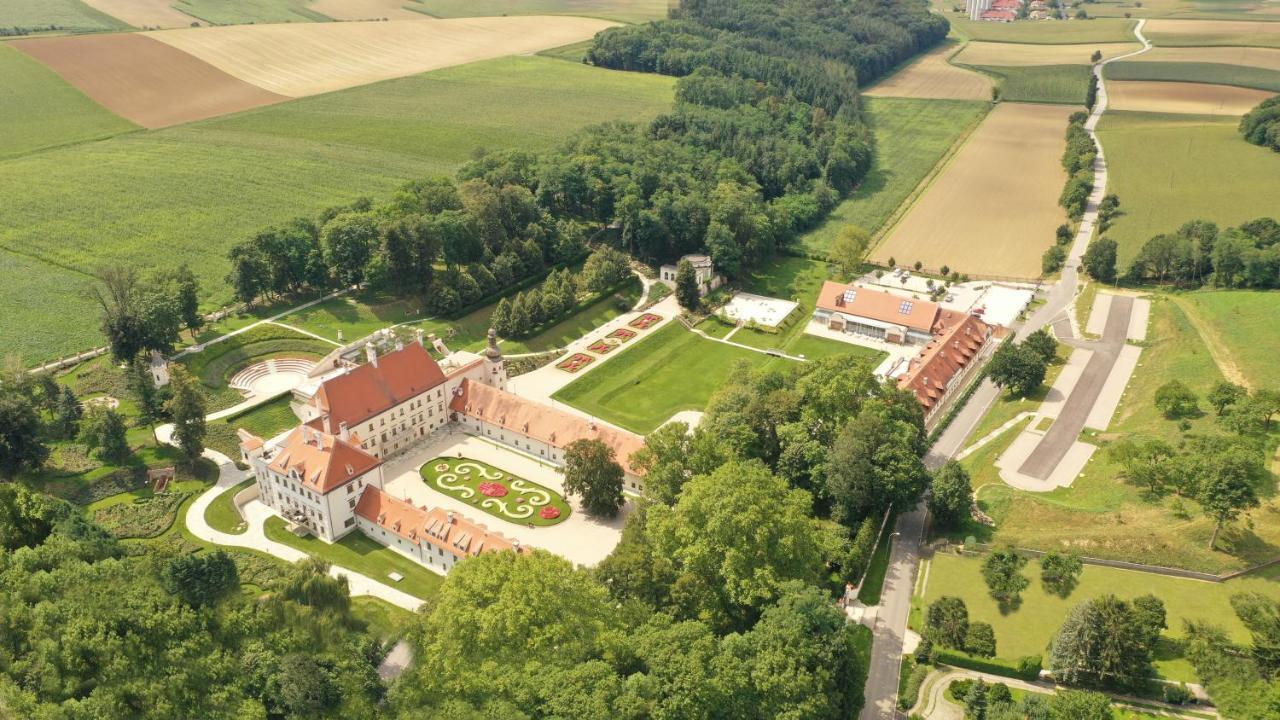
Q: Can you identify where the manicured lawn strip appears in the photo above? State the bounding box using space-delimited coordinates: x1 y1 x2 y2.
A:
0 45 135 159
917 552 1280 683
969 64 1093 104
1172 290 1280 388
0 55 674 365
967 342 1069 442
265 516 441 602
0 0 128 32
172 0 331 23
350 596 418 641
785 334 888 362
857 519 895 604
204 478 255 535
180 324 331 388
419 456 571 527
206 395 301 460
800 98 989 253
1106 60 1280 92
411 0 669 24
554 321 790 434
1097 111 1280 266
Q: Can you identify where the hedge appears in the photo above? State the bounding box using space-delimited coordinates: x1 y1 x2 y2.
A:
935 649 1041 682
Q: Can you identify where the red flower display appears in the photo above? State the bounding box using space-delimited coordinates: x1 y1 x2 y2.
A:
539 506 561 520
478 482 508 497
629 313 663 330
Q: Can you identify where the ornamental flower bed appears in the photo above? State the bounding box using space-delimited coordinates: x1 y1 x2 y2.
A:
478 481 508 497
587 340 617 355
629 313 663 330
607 328 637 342
539 506 561 520
556 353 594 373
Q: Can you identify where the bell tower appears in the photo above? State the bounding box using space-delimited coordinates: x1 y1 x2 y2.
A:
483 327 507 391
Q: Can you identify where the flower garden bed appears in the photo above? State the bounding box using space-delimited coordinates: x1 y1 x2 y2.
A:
419 457 571 527
92 490 192 539
556 353 594 373
607 328 637 342
629 313 663 330
587 339 620 355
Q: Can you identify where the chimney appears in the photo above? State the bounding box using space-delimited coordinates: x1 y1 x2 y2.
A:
365 342 377 367
338 421 350 442
416 328 425 346
394 338 404 352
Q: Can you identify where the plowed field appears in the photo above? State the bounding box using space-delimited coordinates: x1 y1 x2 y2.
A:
1105 80 1276 114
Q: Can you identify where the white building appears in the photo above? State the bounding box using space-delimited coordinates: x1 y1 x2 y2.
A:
659 254 723 297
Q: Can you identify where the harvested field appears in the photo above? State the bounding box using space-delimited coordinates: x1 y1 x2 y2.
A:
413 0 669 24
309 0 431 21
871 103 1076 279
954 16 1139 44
1106 60 1280 92
1104 79 1276 114
11 34 285 129
1145 18 1280 47
81 0 200 28
147 16 618 97
955 41 1141 66
171 0 330 24
1128 45 1280 70
864 43 993 100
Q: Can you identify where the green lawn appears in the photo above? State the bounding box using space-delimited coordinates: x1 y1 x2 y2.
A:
350 596 418 641
205 395 302 460
171 0 330 24
1097 111 1280 266
553 321 792 433
265 517 442 602
419 456 571 527
917 551 1280 682
951 17 1139 44
0 55 675 366
204 479 255 535
858 520 895 604
411 0 669 24
967 342 1069 443
800 97 988 254
971 64 1093 104
177 323 333 411
1106 60 1280 91
1173 290 1280 388
0 45 135 159
0 0 127 32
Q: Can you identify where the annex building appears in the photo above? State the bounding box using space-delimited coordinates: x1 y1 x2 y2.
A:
240 329 647 573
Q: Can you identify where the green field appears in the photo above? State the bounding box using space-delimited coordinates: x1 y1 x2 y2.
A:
1105 60 1280 91
917 552 1280 682
951 17 1140 44
204 479 255 535
0 0 127 32
411 0 669 24
172 0 330 24
554 321 793 433
1174 290 1280 388
972 64 1093 104
1082 0 1280 19
1097 111 1280 266
1147 25 1280 48
800 98 988 254
205 395 303 460
264 517 441 601
0 56 675 366
0 45 135 158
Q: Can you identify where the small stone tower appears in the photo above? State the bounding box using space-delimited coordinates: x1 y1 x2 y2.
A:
483 327 507 391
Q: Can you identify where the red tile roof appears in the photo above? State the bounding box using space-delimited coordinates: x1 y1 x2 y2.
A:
353 486 520 557
814 281 940 334
314 342 447 433
897 314 993 413
980 9 1016 19
267 426 381 494
449 379 647 476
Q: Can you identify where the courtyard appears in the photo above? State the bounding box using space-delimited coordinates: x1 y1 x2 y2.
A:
380 431 630 566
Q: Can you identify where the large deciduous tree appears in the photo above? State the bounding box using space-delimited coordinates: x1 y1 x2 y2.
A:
0 393 47 480
926 595 970 649
982 547 1029 609
562 438 626 519
674 258 701 310
928 461 973 530
987 342 1048 398
1197 453 1259 549
828 225 870 278
165 365 206 461
320 211 378 286
1082 238 1118 284
825 404 928 528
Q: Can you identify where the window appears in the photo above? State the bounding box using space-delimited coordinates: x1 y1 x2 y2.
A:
348 498 356 509
346 484 354 494
344 518 355 528
842 289 857 304
898 300 914 314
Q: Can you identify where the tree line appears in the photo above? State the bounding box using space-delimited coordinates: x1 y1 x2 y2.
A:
1118 217 1280 289
1239 95 1280 153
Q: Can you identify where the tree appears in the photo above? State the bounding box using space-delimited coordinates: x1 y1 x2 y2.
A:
320 212 378 285
1154 380 1199 419
674 258 701 310
163 550 238 607
1091 49 1103 62
926 596 970 648
1082 238 1118 284
982 547 1029 608
1042 244 1066 275
1039 551 1083 596
1050 595 1157 690
52 387 82 441
1049 690 1113 720
1197 453 1259 549
90 265 148 362
0 393 48 479
1230 592 1280 676
928 461 972 530
79 406 130 463
276 654 340 716
987 342 1048 398
279 556 350 613
825 404 928 528
580 246 631 294
965 678 989 720
1207 381 1247 416
629 422 728 505
1057 224 1074 245
1131 594 1167 651
165 365 206 461
562 438 625 518
966 621 998 658
1022 328 1058 366
173 263 203 336
828 225 870 278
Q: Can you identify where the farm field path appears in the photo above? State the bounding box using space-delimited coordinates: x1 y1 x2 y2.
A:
11 33 286 128
870 102 1078 279
146 16 618 97
82 0 202 28
954 41 1141 66
863 43 994 100
1105 79 1277 114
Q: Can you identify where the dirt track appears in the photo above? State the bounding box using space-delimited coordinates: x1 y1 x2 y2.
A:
1105 79 1276 115
871 103 1075 280
81 0 201 28
146 16 618 97
11 33 286 128
864 43 993 100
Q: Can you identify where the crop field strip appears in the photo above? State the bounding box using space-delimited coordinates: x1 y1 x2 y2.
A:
309 0 437 21
0 55 675 365
11 33 287 128
171 0 332 24
1145 18 1280 47
145 16 619 98
81 0 202 28
951 16 1140 44
1104 79 1276 114
967 64 1094 104
871 102 1076 279
1125 45 1280 70
863 42 994 100
410 0 670 24
954 41 1142 66
1097 109 1280 269
0 0 128 33
1106 59 1280 91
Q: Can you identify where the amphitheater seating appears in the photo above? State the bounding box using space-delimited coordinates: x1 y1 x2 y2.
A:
228 357 317 394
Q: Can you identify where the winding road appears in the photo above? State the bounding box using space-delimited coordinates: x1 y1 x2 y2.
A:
858 21 1153 719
